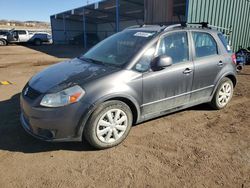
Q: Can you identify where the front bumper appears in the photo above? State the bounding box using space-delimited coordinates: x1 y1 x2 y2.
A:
20 94 91 142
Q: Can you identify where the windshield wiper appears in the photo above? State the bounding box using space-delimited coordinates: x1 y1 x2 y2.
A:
79 57 106 66
79 56 122 68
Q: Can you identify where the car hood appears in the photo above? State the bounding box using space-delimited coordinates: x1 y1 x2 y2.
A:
28 58 120 93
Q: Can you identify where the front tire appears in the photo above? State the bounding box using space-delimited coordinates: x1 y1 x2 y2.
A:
84 100 133 149
210 77 234 110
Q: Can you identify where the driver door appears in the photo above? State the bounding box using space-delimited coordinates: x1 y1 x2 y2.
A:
8 31 19 42
141 31 194 117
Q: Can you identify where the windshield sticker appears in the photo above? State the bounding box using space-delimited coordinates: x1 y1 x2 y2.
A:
134 32 155 38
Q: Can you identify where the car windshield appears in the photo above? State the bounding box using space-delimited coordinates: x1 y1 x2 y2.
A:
80 30 157 67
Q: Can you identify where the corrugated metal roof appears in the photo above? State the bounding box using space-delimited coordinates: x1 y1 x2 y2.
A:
51 0 106 16
52 0 144 24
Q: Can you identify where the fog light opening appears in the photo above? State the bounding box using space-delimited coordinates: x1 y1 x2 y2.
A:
37 128 56 139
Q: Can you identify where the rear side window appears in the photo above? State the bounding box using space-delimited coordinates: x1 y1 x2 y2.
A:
17 30 26 35
218 33 231 52
192 32 218 58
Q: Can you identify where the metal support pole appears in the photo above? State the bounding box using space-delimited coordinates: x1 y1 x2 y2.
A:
116 0 120 32
50 16 55 44
185 0 189 22
83 8 87 49
63 14 66 43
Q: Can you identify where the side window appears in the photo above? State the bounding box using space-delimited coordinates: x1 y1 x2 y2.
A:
192 32 218 58
18 30 26 35
218 33 231 52
157 32 189 64
134 44 157 72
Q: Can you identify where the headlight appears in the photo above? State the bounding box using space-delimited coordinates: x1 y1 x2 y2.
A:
40 85 85 107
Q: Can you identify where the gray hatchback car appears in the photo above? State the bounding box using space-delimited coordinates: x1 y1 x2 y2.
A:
20 24 237 149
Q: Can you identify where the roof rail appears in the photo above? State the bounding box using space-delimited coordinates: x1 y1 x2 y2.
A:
125 24 165 30
125 25 143 30
164 23 186 31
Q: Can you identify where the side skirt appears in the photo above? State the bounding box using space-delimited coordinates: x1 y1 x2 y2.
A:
137 99 211 124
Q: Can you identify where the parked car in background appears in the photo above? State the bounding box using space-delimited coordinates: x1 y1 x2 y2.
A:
20 24 237 149
236 48 250 64
6 29 52 46
235 48 250 72
236 49 246 72
0 30 9 46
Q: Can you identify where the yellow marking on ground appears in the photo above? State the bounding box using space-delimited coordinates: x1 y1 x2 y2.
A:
0 81 12 85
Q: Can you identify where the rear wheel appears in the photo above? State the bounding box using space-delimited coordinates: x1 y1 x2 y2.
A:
84 100 133 149
0 39 7 46
210 77 234 110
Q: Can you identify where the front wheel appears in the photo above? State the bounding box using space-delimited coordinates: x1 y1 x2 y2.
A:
210 77 234 110
84 100 133 149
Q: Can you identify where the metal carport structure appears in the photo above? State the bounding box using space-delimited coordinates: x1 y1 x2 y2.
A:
51 0 250 51
50 0 144 48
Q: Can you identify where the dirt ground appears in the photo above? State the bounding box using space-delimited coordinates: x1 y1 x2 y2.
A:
0 45 249 188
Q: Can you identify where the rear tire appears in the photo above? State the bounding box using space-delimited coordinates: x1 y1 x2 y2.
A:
210 77 234 110
84 100 133 149
0 39 7 46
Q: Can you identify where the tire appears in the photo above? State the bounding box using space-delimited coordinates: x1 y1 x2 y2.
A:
84 100 133 149
210 77 234 110
34 39 42 46
0 39 7 46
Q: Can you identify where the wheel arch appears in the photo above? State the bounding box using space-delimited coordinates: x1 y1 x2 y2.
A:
225 74 237 87
103 97 139 124
77 94 141 141
211 73 237 100
33 38 41 41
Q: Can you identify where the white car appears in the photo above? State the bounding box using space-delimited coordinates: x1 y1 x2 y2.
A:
7 30 52 45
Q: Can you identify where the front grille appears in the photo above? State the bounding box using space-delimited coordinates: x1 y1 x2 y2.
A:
23 84 41 100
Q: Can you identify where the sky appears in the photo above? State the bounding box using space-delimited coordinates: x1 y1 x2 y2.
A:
0 0 102 22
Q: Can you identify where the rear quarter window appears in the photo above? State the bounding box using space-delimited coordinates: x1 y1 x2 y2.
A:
218 33 231 53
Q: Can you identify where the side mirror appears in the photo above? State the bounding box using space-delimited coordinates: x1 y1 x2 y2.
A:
151 55 173 71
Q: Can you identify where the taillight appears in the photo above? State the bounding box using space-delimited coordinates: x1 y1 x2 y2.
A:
232 54 237 64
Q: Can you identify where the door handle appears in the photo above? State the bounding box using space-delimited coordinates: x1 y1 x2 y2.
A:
183 68 193 74
218 61 224 67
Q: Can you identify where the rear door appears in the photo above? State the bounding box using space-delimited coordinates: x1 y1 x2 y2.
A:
18 30 29 42
190 31 225 103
